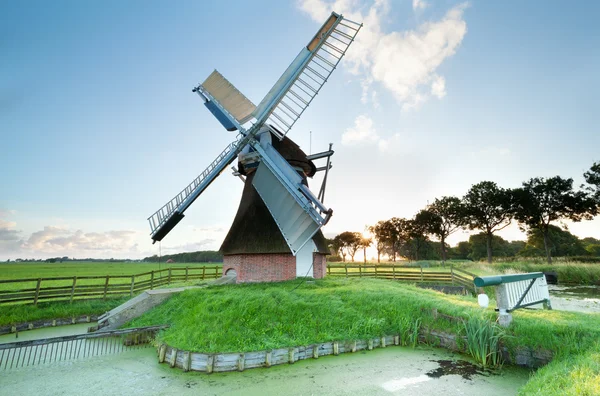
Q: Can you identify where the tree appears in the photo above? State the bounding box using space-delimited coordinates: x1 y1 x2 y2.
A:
462 181 514 263
419 196 465 263
359 236 372 263
368 221 392 263
467 233 512 261
584 162 600 214
336 231 362 262
401 217 429 261
451 241 472 260
522 225 587 258
513 176 595 263
332 235 346 261
584 162 600 193
375 218 405 262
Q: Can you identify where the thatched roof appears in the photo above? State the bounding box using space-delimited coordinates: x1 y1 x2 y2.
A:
220 134 329 255
238 131 317 177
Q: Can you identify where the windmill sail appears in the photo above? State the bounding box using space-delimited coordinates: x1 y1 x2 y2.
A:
250 141 332 255
252 12 362 138
147 140 242 242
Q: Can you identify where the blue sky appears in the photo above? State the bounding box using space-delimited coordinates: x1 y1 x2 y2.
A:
1 0 599 260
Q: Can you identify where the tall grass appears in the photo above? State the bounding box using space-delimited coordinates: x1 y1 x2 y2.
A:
398 317 421 347
463 314 505 369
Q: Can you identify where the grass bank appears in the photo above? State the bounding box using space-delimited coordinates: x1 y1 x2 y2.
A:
127 278 598 354
0 297 126 326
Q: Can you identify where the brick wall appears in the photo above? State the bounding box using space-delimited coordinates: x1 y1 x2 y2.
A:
312 253 327 279
223 254 297 283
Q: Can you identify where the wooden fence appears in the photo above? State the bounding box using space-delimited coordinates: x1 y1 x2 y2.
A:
0 266 222 306
327 264 477 292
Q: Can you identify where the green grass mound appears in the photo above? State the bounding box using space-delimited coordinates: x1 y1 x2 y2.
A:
127 278 477 353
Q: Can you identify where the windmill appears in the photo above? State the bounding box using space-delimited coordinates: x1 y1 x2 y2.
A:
147 12 362 282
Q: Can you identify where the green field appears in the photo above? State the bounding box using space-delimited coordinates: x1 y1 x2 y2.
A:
0 261 221 280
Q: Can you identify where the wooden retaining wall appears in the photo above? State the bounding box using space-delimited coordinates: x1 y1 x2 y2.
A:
157 311 553 373
0 266 222 306
158 335 400 373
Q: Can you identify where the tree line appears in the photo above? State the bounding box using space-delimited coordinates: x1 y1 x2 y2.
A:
330 162 600 264
142 250 223 263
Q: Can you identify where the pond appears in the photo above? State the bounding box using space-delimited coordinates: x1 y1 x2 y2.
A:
548 284 600 314
1 323 531 396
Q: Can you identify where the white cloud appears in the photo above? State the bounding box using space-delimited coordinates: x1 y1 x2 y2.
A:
412 0 428 11
377 133 400 152
431 75 446 98
297 0 468 110
342 114 402 152
342 114 379 145
22 226 138 254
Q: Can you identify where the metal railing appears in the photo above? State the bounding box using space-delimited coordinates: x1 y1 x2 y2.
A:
0 325 166 370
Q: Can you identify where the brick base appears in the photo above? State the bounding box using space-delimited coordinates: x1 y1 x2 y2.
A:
223 253 328 283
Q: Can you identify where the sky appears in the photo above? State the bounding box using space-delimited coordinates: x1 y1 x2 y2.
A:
1 0 599 261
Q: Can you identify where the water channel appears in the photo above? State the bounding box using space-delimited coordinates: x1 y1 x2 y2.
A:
0 335 531 396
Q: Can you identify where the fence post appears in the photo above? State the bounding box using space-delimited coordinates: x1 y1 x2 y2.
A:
345 264 348 278
70 276 77 304
420 266 423 282
451 265 455 285
374 266 378 278
168 268 172 284
185 267 189 282
202 266 206 280
214 265 219 278
150 271 154 290
392 264 396 280
34 278 42 305
103 275 110 300
130 275 135 297
359 265 362 278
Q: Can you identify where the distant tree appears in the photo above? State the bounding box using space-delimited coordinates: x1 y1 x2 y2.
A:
462 181 514 263
358 236 372 263
513 176 595 263
368 221 391 263
451 241 472 260
522 225 587 258
336 232 362 262
467 233 512 261
332 235 346 261
377 218 405 262
582 237 600 258
419 196 465 263
402 217 430 261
